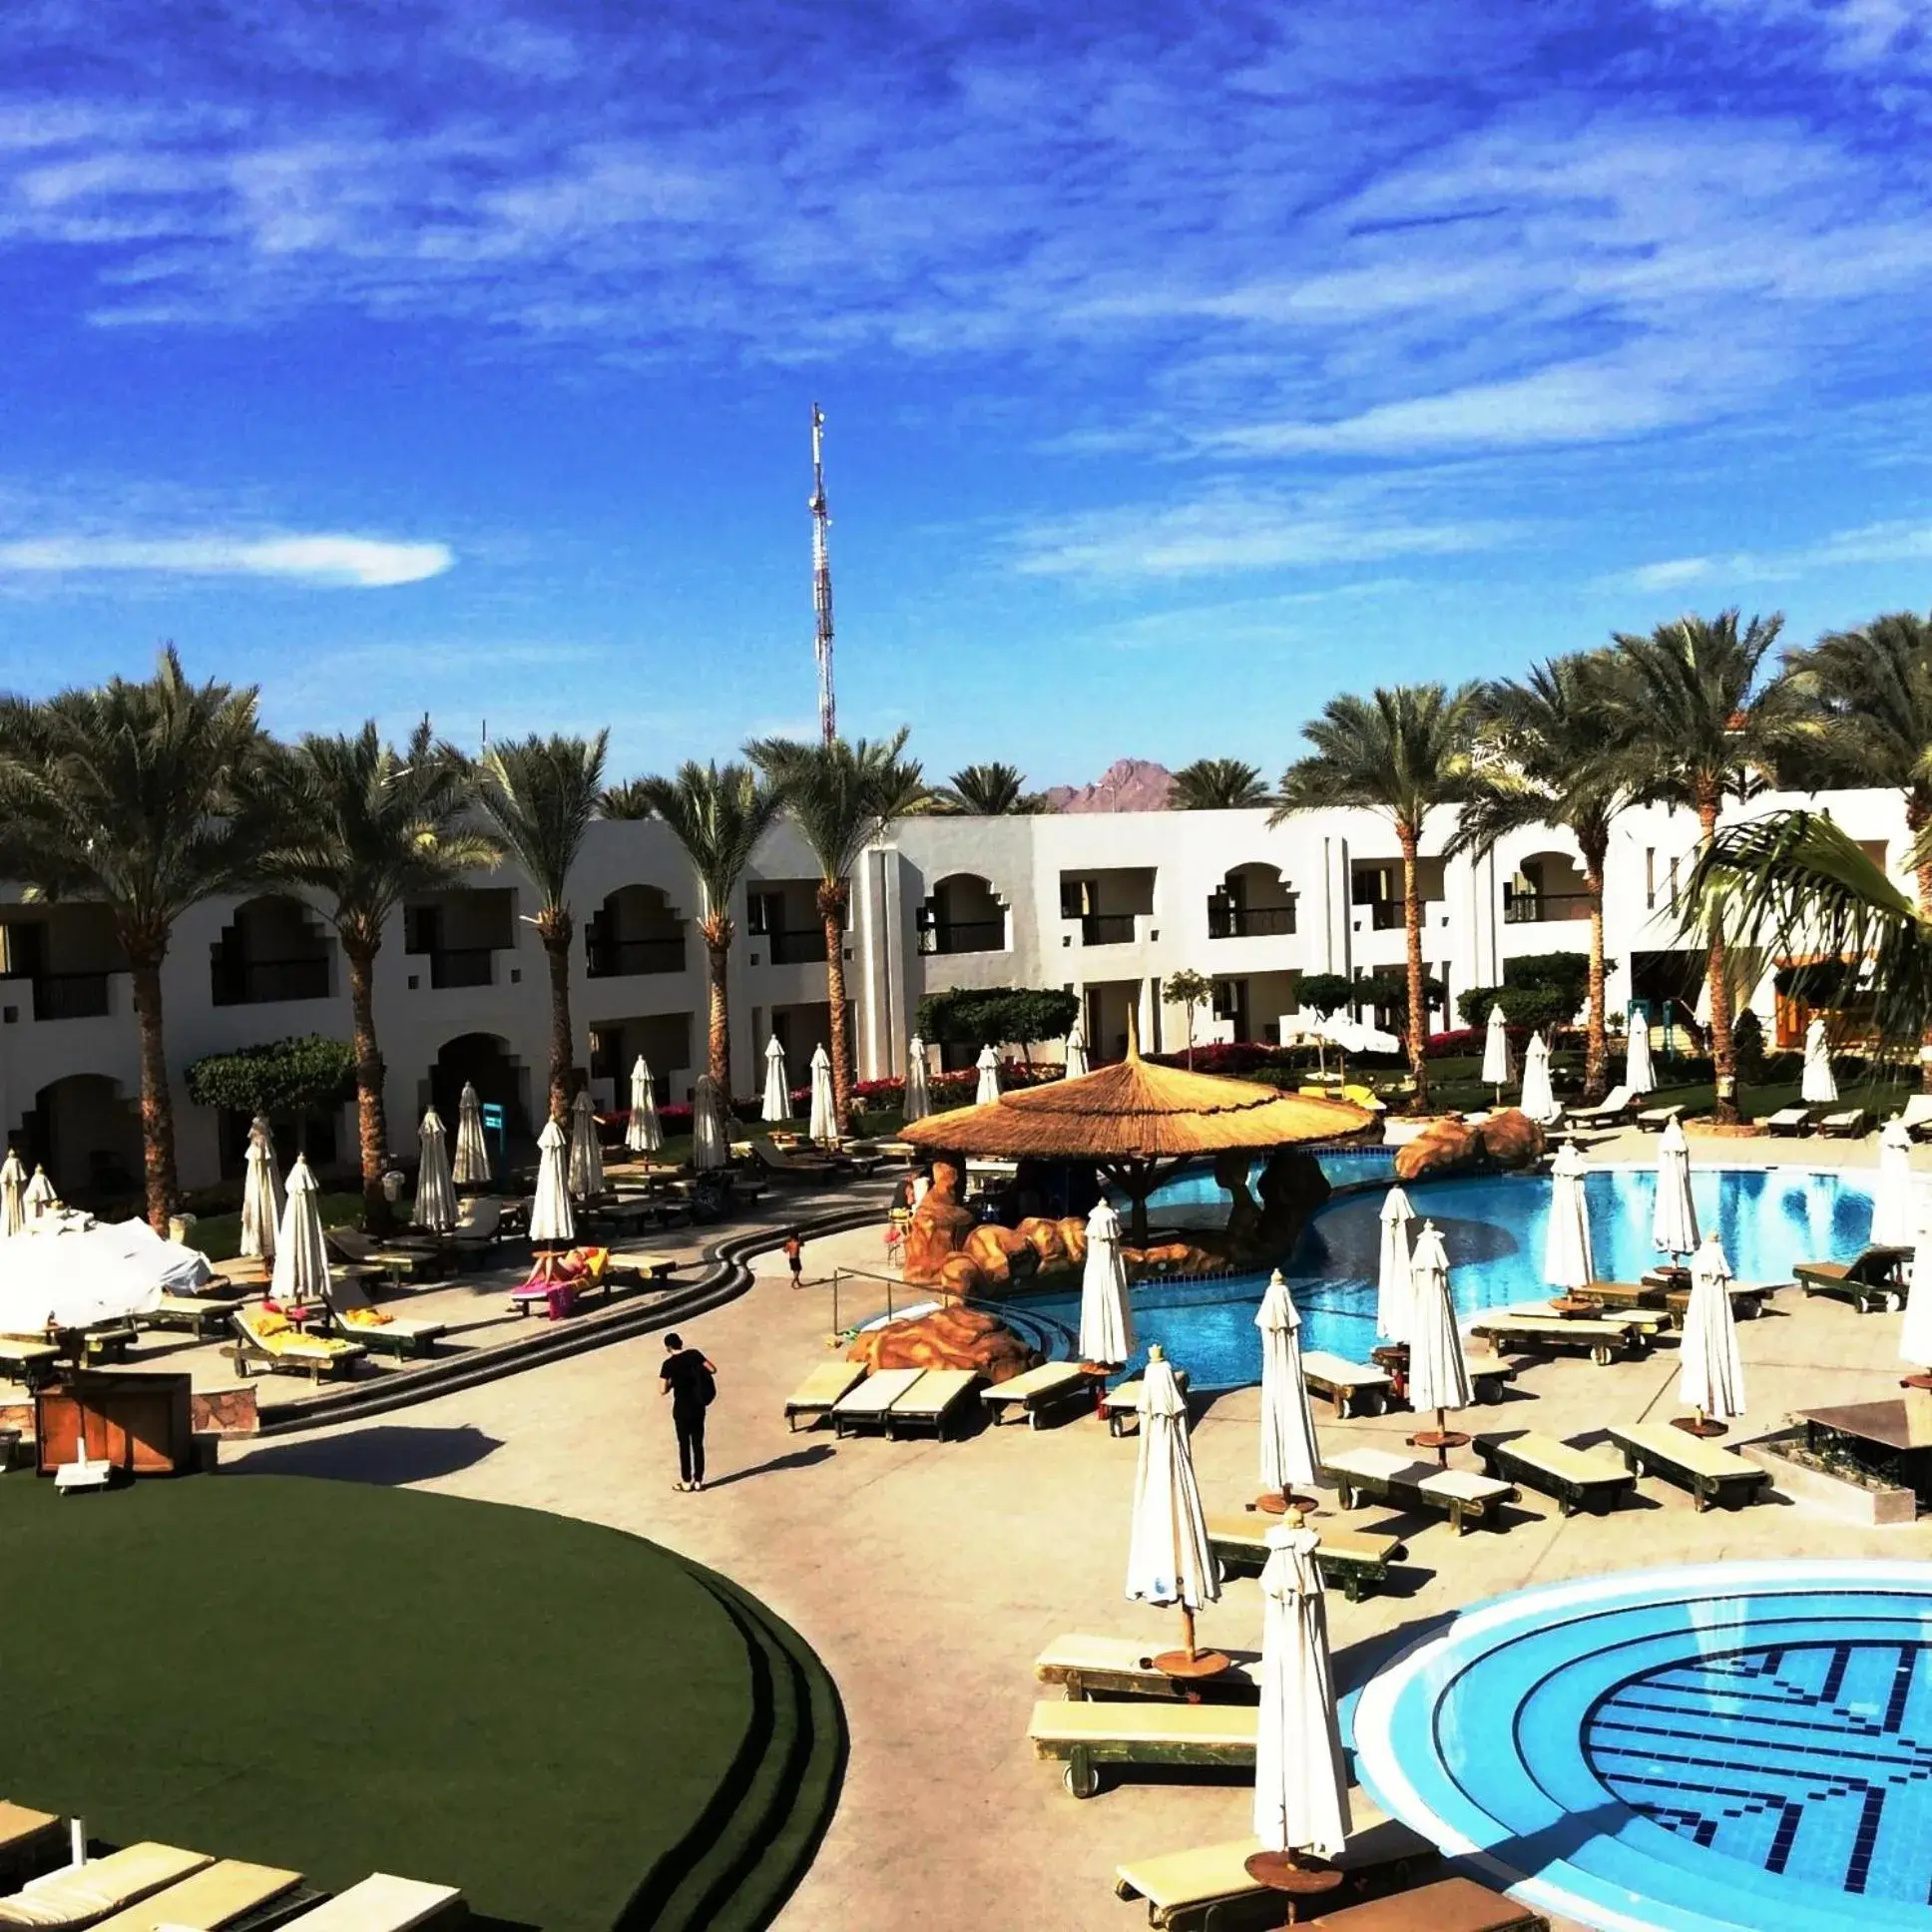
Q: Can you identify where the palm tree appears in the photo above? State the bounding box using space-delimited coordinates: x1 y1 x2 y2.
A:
474 732 608 1126
597 778 657 820
1271 685 1480 1106
746 729 925 1134
0 649 275 1230
268 723 499 1226
924 761 1043 815
1171 757 1270 810
629 761 785 1094
1602 612 1807 1122
1450 654 1635 1101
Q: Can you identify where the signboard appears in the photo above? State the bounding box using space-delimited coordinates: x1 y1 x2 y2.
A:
480 1103 507 1156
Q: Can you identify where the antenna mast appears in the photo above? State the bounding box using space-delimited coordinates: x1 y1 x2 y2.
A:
809 401 835 745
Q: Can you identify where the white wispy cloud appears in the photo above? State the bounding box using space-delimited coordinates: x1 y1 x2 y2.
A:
1611 517 1932 591
0 532 454 587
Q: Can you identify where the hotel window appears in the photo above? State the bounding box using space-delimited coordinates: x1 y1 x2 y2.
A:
1668 856 1679 913
1645 849 1656 911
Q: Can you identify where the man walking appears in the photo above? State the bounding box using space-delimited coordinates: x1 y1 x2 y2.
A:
661 1332 717 1492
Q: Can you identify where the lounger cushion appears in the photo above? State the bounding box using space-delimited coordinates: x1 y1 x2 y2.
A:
1035 1634 1258 1691
1028 1699 1258 1750
1478 1431 1630 1487
890 1368 978 1416
1608 1422 1762 1481
1115 1804 1429 1913
87 1860 301 1932
832 1367 924 1416
0 1845 213 1928
785 1361 866 1411
273 1874 461 1932
983 1361 1086 1405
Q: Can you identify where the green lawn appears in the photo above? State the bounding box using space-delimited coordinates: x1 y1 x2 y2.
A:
182 1192 364 1261
0 1474 842 1930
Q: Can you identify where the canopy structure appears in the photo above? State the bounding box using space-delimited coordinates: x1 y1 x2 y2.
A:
900 1019 1374 1246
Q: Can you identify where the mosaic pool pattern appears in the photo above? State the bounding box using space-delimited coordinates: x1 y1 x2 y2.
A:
1355 1564 1932 1932
1021 1160 1876 1390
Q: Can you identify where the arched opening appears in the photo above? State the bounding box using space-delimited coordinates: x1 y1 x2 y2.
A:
586 884 688 979
425 1034 533 1157
917 874 1007 955
211 895 332 1005
1208 862 1296 938
1504 850 1593 925
20 1073 142 1208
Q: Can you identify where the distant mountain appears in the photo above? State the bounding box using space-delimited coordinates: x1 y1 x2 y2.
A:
1042 758 1175 814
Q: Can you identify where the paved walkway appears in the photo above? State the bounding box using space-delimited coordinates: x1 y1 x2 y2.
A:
230 1158 1930 1932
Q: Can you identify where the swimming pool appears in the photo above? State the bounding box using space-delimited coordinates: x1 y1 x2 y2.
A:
1354 1562 1932 1932
1018 1161 1875 1390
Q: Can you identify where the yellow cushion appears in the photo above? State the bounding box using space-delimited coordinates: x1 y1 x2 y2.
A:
252 1313 289 1338
341 1306 393 1327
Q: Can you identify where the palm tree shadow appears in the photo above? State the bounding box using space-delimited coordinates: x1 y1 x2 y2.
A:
232 1424 503 1485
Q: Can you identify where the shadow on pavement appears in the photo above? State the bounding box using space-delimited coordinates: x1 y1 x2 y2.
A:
232 1423 504 1486
701 1444 836 1490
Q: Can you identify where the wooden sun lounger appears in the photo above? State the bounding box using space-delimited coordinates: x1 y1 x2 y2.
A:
228 1310 365 1384
1303 1874 1548 1931
881 1367 981 1439
1299 1351 1391 1418
1796 1246 1908 1313
981 1359 1095 1429
89 1860 304 1932
1473 1430 1636 1516
1206 1517 1404 1602
1572 1279 1668 1315
1114 1806 1440 1932
1635 1105 1682 1131
0 1808 63 1891
1468 1311 1650 1365
1821 1108 1871 1138
1664 1280 1776 1323
1763 1106 1813 1136
1035 1633 1258 1703
1321 1447 1516 1536
136 1293 236 1340
831 1366 925 1438
0 1340 61 1392
1566 1086 1635 1127
0 1844 214 1929
1607 1422 1772 1512
1099 1369 1192 1436
275 1874 463 1932
1028 1698 1257 1799
784 1359 867 1430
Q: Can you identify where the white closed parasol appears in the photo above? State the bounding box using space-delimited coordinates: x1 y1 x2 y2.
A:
1376 1187 1414 1343
413 1109 457 1231
1872 1116 1916 1248
1077 1198 1135 1368
1480 1005 1515 1098
1625 1007 1656 1096
1800 1016 1838 1106
1652 1115 1699 1264
0 1149 23 1237
1519 1032 1558 1126
1254 1268 1320 1516
568 1089 604 1200
627 1057 663 1153
528 1118 576 1247
1125 1346 1223 1678
1063 1016 1090 1079
241 1116 282 1262
269 1154 330 1307
1677 1230 1744 1435
975 1044 1002 1106
762 1036 791 1125
453 1082 492 1186
902 1037 932 1122
1544 1142 1595 1294
1405 1219 1471 1461
692 1074 729 1172
807 1045 836 1146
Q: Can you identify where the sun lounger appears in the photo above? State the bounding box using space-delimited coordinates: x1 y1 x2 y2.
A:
1663 1280 1776 1323
1299 1351 1391 1418
1635 1104 1682 1131
1570 1279 1668 1316
1099 1368 1191 1436
1373 1347 1516 1406
1473 1430 1636 1516
784 1359 867 1430
750 1141 845 1181
325 1229 440 1283
0 1844 214 1929
135 1293 236 1340
88 1860 304 1932
323 1274 444 1359
1034 1633 1258 1703
1301 1875 1548 1931
1028 1698 1257 1799
830 1366 925 1437
1467 1311 1650 1365
1893 1096 1932 1138
1113 1805 1439 1932
981 1359 1095 1429
229 1307 364 1383
1796 1245 1909 1312
1566 1085 1635 1127
1321 1446 1516 1536
0 1808 63 1891
1762 1106 1813 1137
1607 1422 1772 1512
274 1874 462 1932
1206 1517 1405 1602
0 1340 61 1392
880 1367 980 1439
1821 1107 1871 1138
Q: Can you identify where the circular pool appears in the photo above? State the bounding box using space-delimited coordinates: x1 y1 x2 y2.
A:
1015 1160 1877 1390
1354 1562 1932 1932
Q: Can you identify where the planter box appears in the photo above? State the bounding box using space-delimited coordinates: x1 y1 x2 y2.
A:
1739 1427 1917 1526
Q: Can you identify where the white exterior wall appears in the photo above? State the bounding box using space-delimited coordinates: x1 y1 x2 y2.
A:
1 785 1914 1193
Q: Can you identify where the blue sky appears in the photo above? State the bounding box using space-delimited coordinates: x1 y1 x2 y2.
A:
2 0 1930 788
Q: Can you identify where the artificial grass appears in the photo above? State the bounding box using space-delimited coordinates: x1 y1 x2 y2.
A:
0 1473 841 1930
184 1193 363 1262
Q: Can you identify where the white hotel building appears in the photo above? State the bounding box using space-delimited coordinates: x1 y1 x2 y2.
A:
0 785 1906 1198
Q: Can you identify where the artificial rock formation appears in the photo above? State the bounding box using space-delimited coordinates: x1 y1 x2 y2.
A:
1394 1109 1545 1182
1217 1146 1332 1267
846 1303 1037 1383
903 1158 978 1283
1477 1108 1547 1169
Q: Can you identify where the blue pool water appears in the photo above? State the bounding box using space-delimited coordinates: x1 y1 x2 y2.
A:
1017 1161 1875 1389
1355 1563 1932 1931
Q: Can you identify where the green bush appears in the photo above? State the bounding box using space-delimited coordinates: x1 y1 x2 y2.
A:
1502 951 1597 1010
186 1035 356 1118
1293 973 1354 1015
914 985 1081 1052
1456 983 1577 1032
1359 967 1447 1009
1731 1009 1768 1083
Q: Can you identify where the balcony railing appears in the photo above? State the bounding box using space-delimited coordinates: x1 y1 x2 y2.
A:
1208 904 1296 939
1505 891 1596 924
25 972 112 1021
429 947 495 990
586 936 687 979
1356 899 1404 930
1079 913 1138 946
918 919 1005 956
766 928 829 966
211 956 330 1006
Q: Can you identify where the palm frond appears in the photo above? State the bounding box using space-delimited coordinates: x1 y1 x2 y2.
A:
475 731 608 912
632 760 784 917
747 728 924 882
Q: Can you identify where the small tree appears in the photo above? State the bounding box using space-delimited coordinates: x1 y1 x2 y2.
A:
1293 972 1355 1017
1164 968 1214 1068
185 1036 357 1155
914 985 1080 1059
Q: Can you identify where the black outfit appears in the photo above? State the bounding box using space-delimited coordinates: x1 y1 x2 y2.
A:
662 1347 712 1484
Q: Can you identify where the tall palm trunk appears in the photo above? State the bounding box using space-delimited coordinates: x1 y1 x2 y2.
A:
1910 789 1932 1093
819 879 852 1134
700 910 732 1091
343 935 390 1230
1397 824 1430 1108
1581 836 1610 1104
1697 796 1738 1123
128 947 178 1233
541 912 575 1125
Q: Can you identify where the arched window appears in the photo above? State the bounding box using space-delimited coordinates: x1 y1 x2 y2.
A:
917 874 1008 955
1207 863 1296 938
